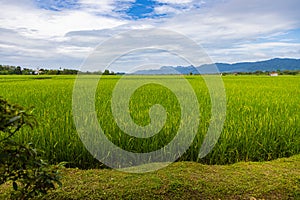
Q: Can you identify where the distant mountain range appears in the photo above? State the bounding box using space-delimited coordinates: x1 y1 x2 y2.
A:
133 58 300 74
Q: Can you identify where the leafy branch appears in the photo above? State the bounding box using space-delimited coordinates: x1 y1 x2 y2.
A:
0 98 64 199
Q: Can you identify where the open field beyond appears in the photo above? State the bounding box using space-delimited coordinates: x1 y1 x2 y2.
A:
0 75 299 169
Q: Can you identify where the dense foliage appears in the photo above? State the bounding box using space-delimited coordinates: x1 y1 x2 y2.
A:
0 64 79 75
0 98 63 199
0 64 118 75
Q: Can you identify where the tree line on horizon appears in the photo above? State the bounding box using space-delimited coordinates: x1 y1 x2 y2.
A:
221 69 300 76
0 64 299 75
0 65 117 75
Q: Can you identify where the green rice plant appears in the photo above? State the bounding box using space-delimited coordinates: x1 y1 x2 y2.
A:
0 75 299 168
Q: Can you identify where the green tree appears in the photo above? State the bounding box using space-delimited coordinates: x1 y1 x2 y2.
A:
103 69 110 75
14 66 22 75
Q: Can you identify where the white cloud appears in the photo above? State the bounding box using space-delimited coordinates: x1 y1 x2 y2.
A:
154 5 182 15
206 42 300 63
156 0 194 4
0 0 128 38
0 0 130 67
0 0 300 70
149 0 300 63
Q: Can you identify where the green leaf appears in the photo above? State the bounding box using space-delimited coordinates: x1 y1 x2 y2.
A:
56 180 63 188
13 181 18 191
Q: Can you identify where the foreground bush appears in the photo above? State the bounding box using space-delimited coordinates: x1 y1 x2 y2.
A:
0 98 63 199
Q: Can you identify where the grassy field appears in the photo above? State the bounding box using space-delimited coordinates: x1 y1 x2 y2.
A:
1 154 300 199
0 75 299 169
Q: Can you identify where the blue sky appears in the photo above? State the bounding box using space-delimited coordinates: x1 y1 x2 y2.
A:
0 0 300 70
35 0 79 11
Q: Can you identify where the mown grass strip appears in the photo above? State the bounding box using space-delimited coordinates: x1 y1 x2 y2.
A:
1 154 299 199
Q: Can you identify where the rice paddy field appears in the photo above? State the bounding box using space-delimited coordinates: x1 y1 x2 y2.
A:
0 75 299 169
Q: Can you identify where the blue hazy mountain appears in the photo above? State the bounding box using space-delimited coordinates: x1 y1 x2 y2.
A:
133 58 300 74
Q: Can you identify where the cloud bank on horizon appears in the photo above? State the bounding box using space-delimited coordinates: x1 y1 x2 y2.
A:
0 0 300 71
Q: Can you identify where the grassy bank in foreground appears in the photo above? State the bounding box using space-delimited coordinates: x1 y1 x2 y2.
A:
1 154 299 199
